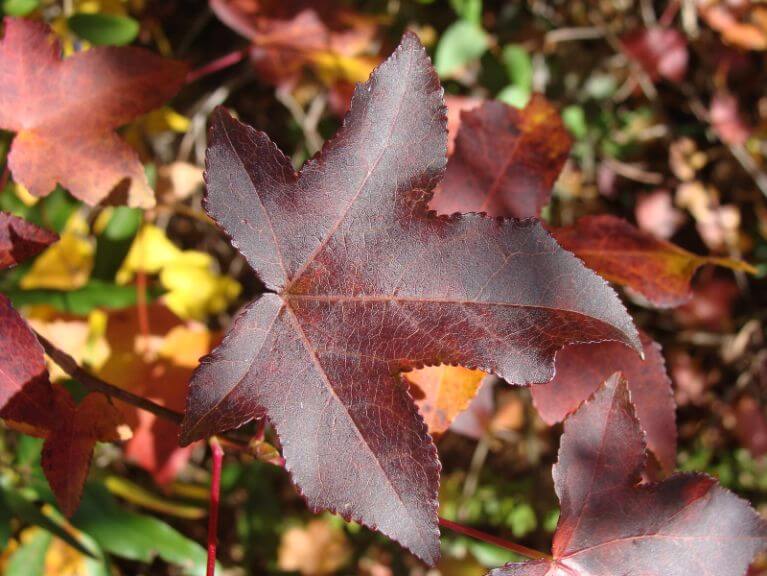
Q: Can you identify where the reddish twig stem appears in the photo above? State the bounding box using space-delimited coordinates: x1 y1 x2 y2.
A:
206 438 224 576
186 48 249 84
35 330 183 424
438 517 551 561
135 268 150 344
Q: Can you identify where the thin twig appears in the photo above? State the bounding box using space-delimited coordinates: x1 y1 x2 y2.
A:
438 517 551 561
206 438 224 576
35 331 184 425
186 48 249 84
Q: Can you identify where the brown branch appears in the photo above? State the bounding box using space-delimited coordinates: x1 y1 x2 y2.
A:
438 517 551 561
35 330 184 425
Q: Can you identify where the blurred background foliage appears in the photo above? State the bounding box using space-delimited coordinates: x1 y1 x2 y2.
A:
2 0 767 574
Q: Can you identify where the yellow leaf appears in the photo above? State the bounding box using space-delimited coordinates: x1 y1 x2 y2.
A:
141 107 190 134
14 183 39 206
116 224 181 284
21 213 93 290
311 51 378 84
104 475 206 519
160 251 241 321
278 518 351 575
159 324 213 368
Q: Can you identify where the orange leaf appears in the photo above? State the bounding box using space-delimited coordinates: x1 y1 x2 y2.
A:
97 305 214 484
404 365 485 436
552 215 755 308
0 17 187 207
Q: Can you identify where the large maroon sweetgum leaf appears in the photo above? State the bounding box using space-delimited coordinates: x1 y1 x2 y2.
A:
0 211 58 270
181 33 640 564
531 331 676 472
490 376 767 576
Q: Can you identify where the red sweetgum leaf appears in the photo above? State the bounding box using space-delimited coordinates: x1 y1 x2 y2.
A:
0 17 187 208
621 27 689 82
0 297 123 515
41 391 123 517
0 294 56 420
181 33 640 564
0 211 58 270
490 375 767 576
430 95 572 218
531 331 676 472
552 215 755 308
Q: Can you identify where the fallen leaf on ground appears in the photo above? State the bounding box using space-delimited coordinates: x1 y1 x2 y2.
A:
621 27 689 82
552 214 754 308
430 95 571 218
210 0 380 87
20 213 94 291
278 518 352 575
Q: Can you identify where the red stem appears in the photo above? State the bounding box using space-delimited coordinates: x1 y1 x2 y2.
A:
136 268 150 344
438 517 551 561
206 437 225 576
186 48 249 84
659 0 680 27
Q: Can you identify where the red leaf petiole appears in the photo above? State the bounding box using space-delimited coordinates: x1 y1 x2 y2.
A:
206 437 224 576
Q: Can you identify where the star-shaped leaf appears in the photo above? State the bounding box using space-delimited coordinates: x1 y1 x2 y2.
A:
532 331 676 472
181 33 640 564
490 375 767 576
0 17 187 208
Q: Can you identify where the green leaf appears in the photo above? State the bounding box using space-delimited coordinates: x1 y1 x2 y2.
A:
501 45 532 92
72 484 211 576
507 503 537 537
6 280 161 314
93 207 141 280
2 486 97 557
497 85 530 109
4 527 49 576
0 489 12 548
449 0 482 24
68 13 140 46
1 0 39 16
562 105 588 139
435 20 489 79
